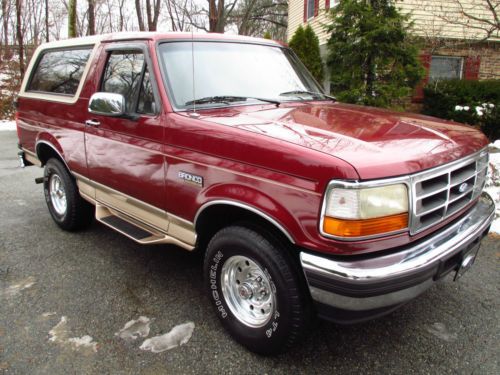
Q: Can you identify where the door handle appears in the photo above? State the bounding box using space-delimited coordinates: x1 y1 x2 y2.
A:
85 119 100 127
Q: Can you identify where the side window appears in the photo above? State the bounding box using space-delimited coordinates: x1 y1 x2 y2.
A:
102 51 154 113
28 48 92 95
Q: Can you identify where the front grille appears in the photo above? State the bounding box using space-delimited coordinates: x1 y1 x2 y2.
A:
410 149 488 234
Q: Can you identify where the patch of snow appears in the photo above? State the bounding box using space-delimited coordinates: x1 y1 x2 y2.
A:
1 276 35 297
115 316 151 340
67 335 98 352
48 316 69 343
48 316 98 354
0 120 16 131
486 142 500 235
140 322 195 353
491 140 500 150
426 322 457 342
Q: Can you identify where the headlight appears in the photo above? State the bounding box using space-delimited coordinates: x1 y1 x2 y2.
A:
322 183 409 239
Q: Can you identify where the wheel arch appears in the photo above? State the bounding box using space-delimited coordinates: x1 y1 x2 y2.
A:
35 138 70 172
194 200 296 252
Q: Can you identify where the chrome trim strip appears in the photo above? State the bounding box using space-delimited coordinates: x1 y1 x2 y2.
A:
301 192 494 311
194 200 296 244
35 140 72 171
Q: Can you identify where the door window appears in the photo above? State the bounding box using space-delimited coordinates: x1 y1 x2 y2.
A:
101 51 156 114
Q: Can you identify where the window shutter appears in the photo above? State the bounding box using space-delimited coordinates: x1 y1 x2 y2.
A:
314 0 319 17
304 0 308 22
464 56 481 80
412 54 431 103
326 0 330 10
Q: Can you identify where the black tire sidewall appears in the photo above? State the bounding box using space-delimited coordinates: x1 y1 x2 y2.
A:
44 161 68 223
205 227 303 355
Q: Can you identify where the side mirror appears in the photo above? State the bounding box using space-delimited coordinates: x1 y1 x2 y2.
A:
88 92 126 117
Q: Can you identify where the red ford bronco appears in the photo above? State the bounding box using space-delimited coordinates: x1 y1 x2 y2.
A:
16 32 494 355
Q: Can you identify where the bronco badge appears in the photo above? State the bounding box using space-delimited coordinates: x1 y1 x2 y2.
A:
178 171 203 187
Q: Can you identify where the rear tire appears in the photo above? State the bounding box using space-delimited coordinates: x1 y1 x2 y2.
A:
204 226 309 355
43 158 94 231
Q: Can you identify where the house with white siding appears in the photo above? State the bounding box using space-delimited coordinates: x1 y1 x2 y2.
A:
288 0 499 100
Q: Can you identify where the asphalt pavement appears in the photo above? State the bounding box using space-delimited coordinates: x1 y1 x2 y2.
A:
0 130 499 374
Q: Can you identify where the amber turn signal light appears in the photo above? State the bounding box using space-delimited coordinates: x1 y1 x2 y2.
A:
323 213 409 238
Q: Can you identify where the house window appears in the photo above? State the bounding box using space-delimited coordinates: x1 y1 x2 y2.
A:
307 0 315 19
429 56 464 81
327 0 340 8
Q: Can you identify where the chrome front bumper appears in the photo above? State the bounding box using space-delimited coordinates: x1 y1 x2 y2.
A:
300 192 495 323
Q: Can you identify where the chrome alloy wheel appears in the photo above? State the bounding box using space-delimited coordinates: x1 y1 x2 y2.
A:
49 174 67 215
220 255 277 328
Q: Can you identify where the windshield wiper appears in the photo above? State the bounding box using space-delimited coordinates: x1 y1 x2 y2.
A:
185 96 280 107
279 90 336 101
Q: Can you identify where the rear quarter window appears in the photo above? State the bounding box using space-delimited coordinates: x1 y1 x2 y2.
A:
28 48 92 95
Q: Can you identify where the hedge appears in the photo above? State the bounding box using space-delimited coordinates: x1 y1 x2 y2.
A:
422 79 500 141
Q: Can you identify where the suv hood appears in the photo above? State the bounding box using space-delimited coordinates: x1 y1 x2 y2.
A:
198 102 488 180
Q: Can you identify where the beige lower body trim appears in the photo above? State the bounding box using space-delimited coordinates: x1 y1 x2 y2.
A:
22 148 42 167
24 148 197 250
74 173 197 250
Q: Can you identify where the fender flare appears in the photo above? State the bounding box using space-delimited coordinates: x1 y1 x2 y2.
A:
35 135 71 172
194 184 300 244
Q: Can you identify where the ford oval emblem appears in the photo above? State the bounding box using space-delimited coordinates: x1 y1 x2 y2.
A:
458 182 469 193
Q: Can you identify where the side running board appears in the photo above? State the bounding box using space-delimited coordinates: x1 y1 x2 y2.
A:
95 205 194 250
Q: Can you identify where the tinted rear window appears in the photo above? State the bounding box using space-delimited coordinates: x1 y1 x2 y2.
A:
28 48 92 95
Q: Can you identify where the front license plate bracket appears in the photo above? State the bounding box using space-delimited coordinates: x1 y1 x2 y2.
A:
454 243 480 281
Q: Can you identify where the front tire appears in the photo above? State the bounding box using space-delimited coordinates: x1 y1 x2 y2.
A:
204 226 309 355
43 158 94 231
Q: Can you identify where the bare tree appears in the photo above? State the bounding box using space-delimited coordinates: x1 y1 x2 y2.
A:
15 0 24 77
208 0 237 32
441 0 499 41
146 0 161 31
68 0 77 37
135 0 146 30
45 0 49 41
135 0 161 31
164 0 187 31
2 0 12 52
88 0 95 35
233 0 287 39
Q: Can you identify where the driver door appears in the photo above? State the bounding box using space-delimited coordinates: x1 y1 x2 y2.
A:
84 44 168 231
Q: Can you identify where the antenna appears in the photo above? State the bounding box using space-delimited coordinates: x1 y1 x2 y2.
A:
189 5 199 119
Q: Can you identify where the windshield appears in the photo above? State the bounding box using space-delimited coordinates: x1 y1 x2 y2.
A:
158 41 326 110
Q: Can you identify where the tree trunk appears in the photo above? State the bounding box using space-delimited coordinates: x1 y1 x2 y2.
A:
45 0 49 41
145 0 153 30
68 0 77 38
152 0 161 31
208 0 218 32
15 0 24 79
118 0 125 31
215 0 225 33
88 0 95 35
365 54 375 98
135 0 145 31
2 0 9 51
